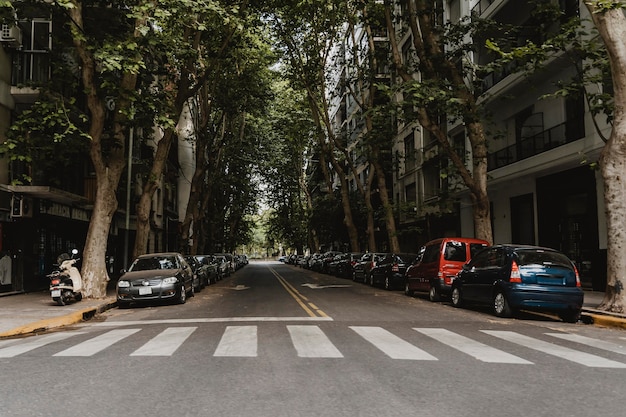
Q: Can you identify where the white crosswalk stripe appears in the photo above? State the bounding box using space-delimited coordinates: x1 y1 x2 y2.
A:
350 326 437 360
415 328 532 364
545 333 626 356
0 331 85 358
54 329 141 357
131 327 197 356
214 325 257 357
287 325 343 358
482 330 626 368
2 325 626 368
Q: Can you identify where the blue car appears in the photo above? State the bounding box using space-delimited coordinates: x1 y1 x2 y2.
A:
450 244 584 322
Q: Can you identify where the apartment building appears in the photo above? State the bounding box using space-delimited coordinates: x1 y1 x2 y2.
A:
392 0 608 289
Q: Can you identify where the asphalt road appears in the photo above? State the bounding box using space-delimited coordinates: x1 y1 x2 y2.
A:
1 260 625 417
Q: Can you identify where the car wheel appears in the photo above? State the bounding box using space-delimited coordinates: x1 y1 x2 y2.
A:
559 310 581 323
451 286 462 307
178 285 187 304
118 301 131 309
384 277 391 290
493 291 512 317
404 282 414 296
429 285 441 302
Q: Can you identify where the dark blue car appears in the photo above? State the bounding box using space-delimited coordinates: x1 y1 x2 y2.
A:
450 244 584 322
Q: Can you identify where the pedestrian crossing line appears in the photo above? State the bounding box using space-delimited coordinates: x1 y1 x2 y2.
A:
350 326 437 360
131 327 197 356
415 328 532 364
214 325 257 357
482 331 626 368
0 331 86 358
545 333 626 356
287 325 343 358
54 329 141 357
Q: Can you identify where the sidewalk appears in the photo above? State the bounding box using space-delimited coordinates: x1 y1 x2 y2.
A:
0 289 117 338
0 289 624 338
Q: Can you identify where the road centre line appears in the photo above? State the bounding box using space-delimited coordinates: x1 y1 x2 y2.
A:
269 266 330 318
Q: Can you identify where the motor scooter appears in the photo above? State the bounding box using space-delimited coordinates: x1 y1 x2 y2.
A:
49 249 83 306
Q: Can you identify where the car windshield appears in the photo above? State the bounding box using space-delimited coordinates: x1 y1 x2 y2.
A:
516 250 573 269
130 256 178 271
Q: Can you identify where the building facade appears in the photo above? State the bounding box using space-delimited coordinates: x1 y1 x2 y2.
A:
391 0 608 289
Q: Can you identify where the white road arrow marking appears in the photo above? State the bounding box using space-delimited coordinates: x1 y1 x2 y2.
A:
301 283 352 289
231 285 250 290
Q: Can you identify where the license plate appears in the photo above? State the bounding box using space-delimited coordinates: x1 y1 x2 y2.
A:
139 287 152 295
51 290 61 297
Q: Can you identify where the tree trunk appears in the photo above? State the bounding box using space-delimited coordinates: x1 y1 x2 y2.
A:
585 3 626 313
133 128 175 259
371 157 400 253
68 2 137 298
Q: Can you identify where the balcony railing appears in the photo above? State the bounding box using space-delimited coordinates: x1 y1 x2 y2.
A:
487 118 585 171
471 0 497 17
11 51 50 85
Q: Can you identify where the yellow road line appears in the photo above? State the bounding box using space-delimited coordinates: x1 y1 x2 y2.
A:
269 267 329 318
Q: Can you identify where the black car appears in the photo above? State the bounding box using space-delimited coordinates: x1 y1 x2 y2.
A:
116 252 195 308
369 253 418 289
450 244 584 322
352 252 386 283
185 255 208 291
333 252 364 278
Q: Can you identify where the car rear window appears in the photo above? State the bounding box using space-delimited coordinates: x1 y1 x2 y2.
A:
444 242 467 262
516 250 573 269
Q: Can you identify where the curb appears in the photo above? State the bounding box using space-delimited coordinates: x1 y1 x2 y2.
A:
581 310 626 330
0 299 118 338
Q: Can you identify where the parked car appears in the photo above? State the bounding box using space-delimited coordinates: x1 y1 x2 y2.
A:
327 253 347 276
214 255 231 278
404 237 489 301
116 252 195 308
352 252 386 283
450 244 584 322
370 253 418 289
214 253 235 274
195 255 220 284
185 255 207 292
333 252 364 278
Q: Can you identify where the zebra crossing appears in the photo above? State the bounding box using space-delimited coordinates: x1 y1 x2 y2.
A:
1 325 625 368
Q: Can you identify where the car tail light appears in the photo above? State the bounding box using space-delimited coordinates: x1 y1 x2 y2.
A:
573 264 581 287
392 263 399 272
510 261 522 283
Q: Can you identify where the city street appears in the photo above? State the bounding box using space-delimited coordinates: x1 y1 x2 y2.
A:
1 261 625 417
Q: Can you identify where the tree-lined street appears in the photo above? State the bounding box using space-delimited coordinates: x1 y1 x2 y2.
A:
1 261 625 417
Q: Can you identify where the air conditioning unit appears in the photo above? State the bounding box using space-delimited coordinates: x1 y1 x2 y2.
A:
0 24 22 48
11 195 33 218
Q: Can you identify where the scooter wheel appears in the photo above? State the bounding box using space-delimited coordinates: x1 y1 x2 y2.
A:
75 293 83 302
54 297 65 306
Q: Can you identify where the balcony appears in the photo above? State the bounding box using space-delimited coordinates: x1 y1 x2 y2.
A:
11 51 50 86
487 118 585 171
471 0 498 17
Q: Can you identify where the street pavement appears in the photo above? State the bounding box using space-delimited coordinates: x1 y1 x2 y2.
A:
0 288 624 338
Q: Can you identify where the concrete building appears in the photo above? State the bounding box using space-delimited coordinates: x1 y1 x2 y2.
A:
391 0 608 289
